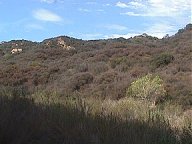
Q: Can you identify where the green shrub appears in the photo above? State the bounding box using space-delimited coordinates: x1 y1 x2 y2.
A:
0 49 4 56
3 53 13 60
69 72 93 91
126 74 166 102
110 56 128 68
29 61 42 67
94 71 117 84
151 53 174 69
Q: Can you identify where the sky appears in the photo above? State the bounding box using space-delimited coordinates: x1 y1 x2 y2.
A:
0 0 191 42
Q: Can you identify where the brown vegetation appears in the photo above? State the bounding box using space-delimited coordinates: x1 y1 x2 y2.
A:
0 24 191 143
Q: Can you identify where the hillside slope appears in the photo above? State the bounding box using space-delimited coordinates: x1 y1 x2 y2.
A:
0 24 192 107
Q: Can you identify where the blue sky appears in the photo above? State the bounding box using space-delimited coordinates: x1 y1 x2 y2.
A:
0 0 191 41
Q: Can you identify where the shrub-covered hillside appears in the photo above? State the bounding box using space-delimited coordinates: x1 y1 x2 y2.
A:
0 24 191 144
0 24 192 107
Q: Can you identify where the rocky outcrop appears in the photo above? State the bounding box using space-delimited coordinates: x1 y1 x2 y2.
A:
57 38 75 50
11 48 22 54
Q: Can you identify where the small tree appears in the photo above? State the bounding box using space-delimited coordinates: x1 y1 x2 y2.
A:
151 53 174 69
126 74 166 103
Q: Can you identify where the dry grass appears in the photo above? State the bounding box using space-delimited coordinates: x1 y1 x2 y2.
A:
1 87 191 144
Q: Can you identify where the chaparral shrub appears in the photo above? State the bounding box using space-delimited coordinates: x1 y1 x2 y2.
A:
126 74 166 103
151 53 174 69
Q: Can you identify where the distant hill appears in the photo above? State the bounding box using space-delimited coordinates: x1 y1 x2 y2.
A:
0 24 191 107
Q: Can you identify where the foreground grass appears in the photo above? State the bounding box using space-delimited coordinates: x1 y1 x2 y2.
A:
0 89 191 144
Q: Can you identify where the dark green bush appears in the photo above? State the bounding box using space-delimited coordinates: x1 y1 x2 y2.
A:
3 53 13 60
69 72 93 91
110 56 128 68
0 49 4 56
94 71 118 84
151 53 174 69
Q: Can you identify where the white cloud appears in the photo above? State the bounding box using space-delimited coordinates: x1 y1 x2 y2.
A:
116 2 129 8
104 24 128 31
116 1 145 9
40 0 56 4
121 12 145 16
80 33 104 40
78 8 105 13
128 1 145 9
33 9 62 22
147 0 190 17
103 3 111 7
104 33 141 39
78 8 91 13
144 23 176 38
119 0 191 17
105 23 177 39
